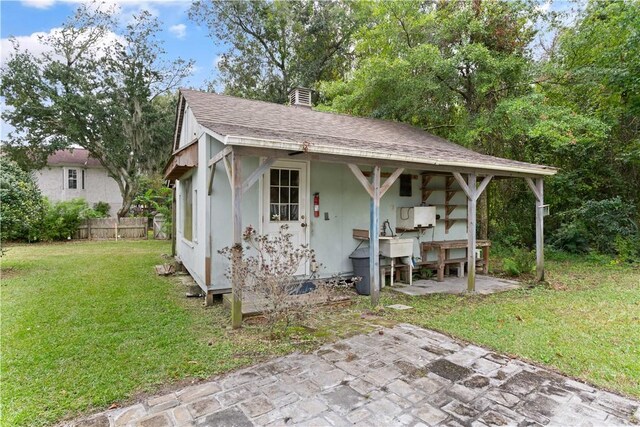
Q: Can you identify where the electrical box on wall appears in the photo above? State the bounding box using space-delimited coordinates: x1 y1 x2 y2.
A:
396 206 436 229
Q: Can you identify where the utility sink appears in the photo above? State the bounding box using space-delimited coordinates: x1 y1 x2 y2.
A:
379 238 413 258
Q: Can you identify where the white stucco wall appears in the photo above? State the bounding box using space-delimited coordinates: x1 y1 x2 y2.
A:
36 166 122 217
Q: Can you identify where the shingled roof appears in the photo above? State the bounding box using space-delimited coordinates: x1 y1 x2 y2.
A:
178 89 556 177
47 148 101 167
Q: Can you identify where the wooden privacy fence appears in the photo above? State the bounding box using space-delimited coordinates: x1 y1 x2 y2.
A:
74 218 148 240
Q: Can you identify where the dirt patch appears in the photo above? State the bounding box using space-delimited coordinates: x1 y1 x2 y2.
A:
0 267 21 280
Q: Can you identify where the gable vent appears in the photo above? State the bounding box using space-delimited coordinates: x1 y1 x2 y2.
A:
288 87 312 108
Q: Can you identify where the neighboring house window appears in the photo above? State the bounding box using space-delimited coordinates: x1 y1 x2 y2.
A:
182 177 193 241
68 169 78 189
82 170 85 190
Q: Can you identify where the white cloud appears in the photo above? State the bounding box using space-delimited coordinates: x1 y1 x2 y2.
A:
169 23 186 39
1 27 124 67
21 0 56 9
1 30 57 66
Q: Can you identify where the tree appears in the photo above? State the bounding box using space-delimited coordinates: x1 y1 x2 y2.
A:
0 159 47 248
319 0 546 239
1 4 192 217
189 0 359 103
542 0 640 212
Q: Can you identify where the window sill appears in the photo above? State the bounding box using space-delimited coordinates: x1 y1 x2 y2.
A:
181 238 195 248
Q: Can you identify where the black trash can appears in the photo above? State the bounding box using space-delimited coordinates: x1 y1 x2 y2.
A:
349 247 378 295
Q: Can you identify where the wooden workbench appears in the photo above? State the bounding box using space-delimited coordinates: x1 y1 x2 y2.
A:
420 240 491 282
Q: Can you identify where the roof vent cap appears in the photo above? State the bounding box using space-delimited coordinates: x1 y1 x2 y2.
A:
288 87 312 108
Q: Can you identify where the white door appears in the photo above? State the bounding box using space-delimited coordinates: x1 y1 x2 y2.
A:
262 160 309 276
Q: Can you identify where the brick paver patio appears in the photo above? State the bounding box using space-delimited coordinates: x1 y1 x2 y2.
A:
70 324 640 426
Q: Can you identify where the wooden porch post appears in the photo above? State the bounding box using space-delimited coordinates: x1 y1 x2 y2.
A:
466 174 477 293
526 177 545 281
347 164 402 307
454 172 493 292
369 166 381 306
230 151 243 328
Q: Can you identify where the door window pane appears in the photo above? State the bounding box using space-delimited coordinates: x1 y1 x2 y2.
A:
280 187 289 203
269 167 301 222
280 170 290 186
270 204 280 220
270 169 279 184
270 186 279 203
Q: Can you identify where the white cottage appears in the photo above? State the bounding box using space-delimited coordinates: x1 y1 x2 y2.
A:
164 88 556 327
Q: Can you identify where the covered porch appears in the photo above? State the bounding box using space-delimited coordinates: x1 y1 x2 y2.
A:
209 144 551 328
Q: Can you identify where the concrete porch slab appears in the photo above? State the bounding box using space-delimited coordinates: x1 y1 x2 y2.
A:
390 275 520 296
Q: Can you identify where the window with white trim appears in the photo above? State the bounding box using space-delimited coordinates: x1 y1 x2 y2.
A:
68 169 78 189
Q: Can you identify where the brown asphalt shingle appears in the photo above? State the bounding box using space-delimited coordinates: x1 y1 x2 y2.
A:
179 89 556 176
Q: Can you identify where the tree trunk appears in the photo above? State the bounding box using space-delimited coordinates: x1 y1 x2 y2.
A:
117 189 135 219
478 189 489 240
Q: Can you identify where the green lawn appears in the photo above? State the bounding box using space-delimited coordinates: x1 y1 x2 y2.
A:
0 241 365 427
375 254 640 398
1 241 638 426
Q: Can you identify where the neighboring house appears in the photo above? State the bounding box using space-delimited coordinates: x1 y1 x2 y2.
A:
164 88 556 324
36 149 122 216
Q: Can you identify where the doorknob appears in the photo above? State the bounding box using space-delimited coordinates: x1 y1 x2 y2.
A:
301 222 307 228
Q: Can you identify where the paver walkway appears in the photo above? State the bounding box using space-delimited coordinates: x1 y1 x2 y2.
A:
71 324 639 427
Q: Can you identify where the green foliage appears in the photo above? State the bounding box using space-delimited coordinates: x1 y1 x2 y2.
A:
93 201 111 217
501 247 536 276
42 198 101 241
0 159 47 246
614 236 640 264
550 222 590 254
552 197 639 255
189 0 360 103
317 0 639 253
132 174 172 234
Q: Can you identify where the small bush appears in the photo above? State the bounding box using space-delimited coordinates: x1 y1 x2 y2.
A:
219 225 347 333
550 222 590 253
42 198 101 240
614 235 640 263
93 201 110 217
552 197 638 255
502 247 535 277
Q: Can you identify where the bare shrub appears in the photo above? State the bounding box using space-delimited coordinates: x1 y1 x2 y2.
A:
219 224 352 333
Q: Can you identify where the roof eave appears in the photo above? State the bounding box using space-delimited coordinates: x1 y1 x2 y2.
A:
222 134 557 178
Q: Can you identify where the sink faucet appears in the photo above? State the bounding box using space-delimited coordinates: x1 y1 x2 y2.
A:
382 220 395 237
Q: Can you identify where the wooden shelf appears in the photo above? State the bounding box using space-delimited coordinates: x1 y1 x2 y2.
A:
395 226 433 233
421 174 467 235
